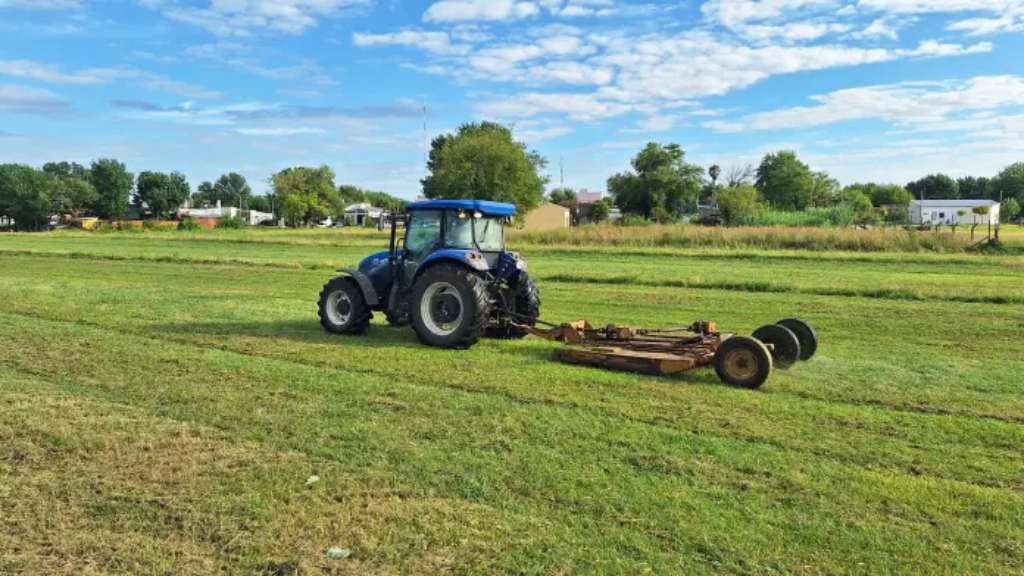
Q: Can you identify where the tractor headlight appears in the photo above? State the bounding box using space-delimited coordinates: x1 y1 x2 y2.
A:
516 259 528 271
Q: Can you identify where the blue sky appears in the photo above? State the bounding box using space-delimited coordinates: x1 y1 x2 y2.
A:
1 0 1023 198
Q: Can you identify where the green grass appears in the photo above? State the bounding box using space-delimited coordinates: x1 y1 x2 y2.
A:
1 229 1022 575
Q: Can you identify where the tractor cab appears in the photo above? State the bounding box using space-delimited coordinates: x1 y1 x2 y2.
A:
399 200 517 274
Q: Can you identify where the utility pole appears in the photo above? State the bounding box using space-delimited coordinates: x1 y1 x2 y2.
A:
560 155 564 188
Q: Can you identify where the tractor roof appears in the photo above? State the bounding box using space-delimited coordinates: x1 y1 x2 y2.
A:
407 200 516 217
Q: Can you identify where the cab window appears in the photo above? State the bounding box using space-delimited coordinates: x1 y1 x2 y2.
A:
444 212 504 252
405 210 442 257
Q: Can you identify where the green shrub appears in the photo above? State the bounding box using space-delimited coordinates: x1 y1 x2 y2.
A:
621 215 654 227
216 216 246 229
96 222 116 233
736 206 856 227
143 220 161 231
177 218 203 232
115 221 137 232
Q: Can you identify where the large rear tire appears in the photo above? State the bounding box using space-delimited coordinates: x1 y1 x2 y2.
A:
486 272 541 340
319 277 371 335
714 336 773 389
411 264 490 349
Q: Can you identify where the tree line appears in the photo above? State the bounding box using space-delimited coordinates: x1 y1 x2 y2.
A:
3 122 1023 231
0 160 407 231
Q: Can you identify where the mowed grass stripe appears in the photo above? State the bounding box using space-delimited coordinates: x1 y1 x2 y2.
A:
4 249 1024 306
0 369 553 576
1 255 1022 493
0 315 1022 575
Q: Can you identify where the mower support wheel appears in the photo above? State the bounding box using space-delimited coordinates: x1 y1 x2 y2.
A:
777 318 818 361
752 324 801 370
714 336 773 389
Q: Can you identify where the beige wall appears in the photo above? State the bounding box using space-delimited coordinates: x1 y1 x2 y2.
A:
523 203 571 231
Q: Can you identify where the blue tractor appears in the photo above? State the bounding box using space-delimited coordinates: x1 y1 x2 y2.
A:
318 200 540 349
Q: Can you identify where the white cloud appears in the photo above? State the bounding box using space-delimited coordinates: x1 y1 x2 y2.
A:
146 0 371 37
353 30 470 55
477 91 633 121
423 0 541 23
947 13 1024 36
0 84 71 116
0 59 224 98
0 0 80 8
515 122 573 142
702 0 840 28
621 114 686 133
704 75 1024 132
0 59 130 85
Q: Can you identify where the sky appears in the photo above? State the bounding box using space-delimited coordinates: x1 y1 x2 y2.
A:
1 0 1023 199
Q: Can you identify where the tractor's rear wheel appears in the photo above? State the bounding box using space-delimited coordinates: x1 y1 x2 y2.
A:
319 276 371 335
411 264 490 349
714 336 773 389
486 272 541 340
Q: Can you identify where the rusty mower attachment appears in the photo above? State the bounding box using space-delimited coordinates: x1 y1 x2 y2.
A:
521 318 817 389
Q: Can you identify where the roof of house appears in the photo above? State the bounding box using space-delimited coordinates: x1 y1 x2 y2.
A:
576 191 604 204
406 200 517 217
910 199 999 207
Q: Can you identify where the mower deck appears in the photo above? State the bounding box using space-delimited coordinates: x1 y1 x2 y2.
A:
522 318 816 389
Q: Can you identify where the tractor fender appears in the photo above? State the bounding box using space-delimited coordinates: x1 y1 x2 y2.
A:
417 250 491 277
335 268 380 306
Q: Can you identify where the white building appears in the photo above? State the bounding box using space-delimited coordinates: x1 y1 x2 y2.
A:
343 203 385 226
909 199 1000 225
179 201 275 225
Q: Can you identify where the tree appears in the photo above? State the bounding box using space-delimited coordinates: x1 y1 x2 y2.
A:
214 172 252 207
844 183 911 207
755 151 815 210
89 158 133 219
994 163 1024 204
271 166 341 226
1002 197 1021 223
361 191 406 212
548 187 577 204
193 181 216 206
52 178 98 217
42 161 89 181
338 184 365 205
247 195 273 214
590 198 611 223
43 162 97 217
607 142 703 222
809 171 840 207
135 171 190 219
837 187 874 223
708 164 721 186
957 176 994 200
970 206 989 240
906 174 958 200
0 164 55 231
724 164 755 188
715 184 762 225
422 122 548 216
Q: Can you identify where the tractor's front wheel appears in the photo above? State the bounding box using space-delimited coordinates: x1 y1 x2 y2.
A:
319 277 372 335
411 264 490 349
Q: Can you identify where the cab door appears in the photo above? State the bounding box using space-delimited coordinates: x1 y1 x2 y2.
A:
401 209 443 289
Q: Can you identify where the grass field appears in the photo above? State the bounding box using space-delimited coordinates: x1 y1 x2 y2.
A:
1 227 1022 575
